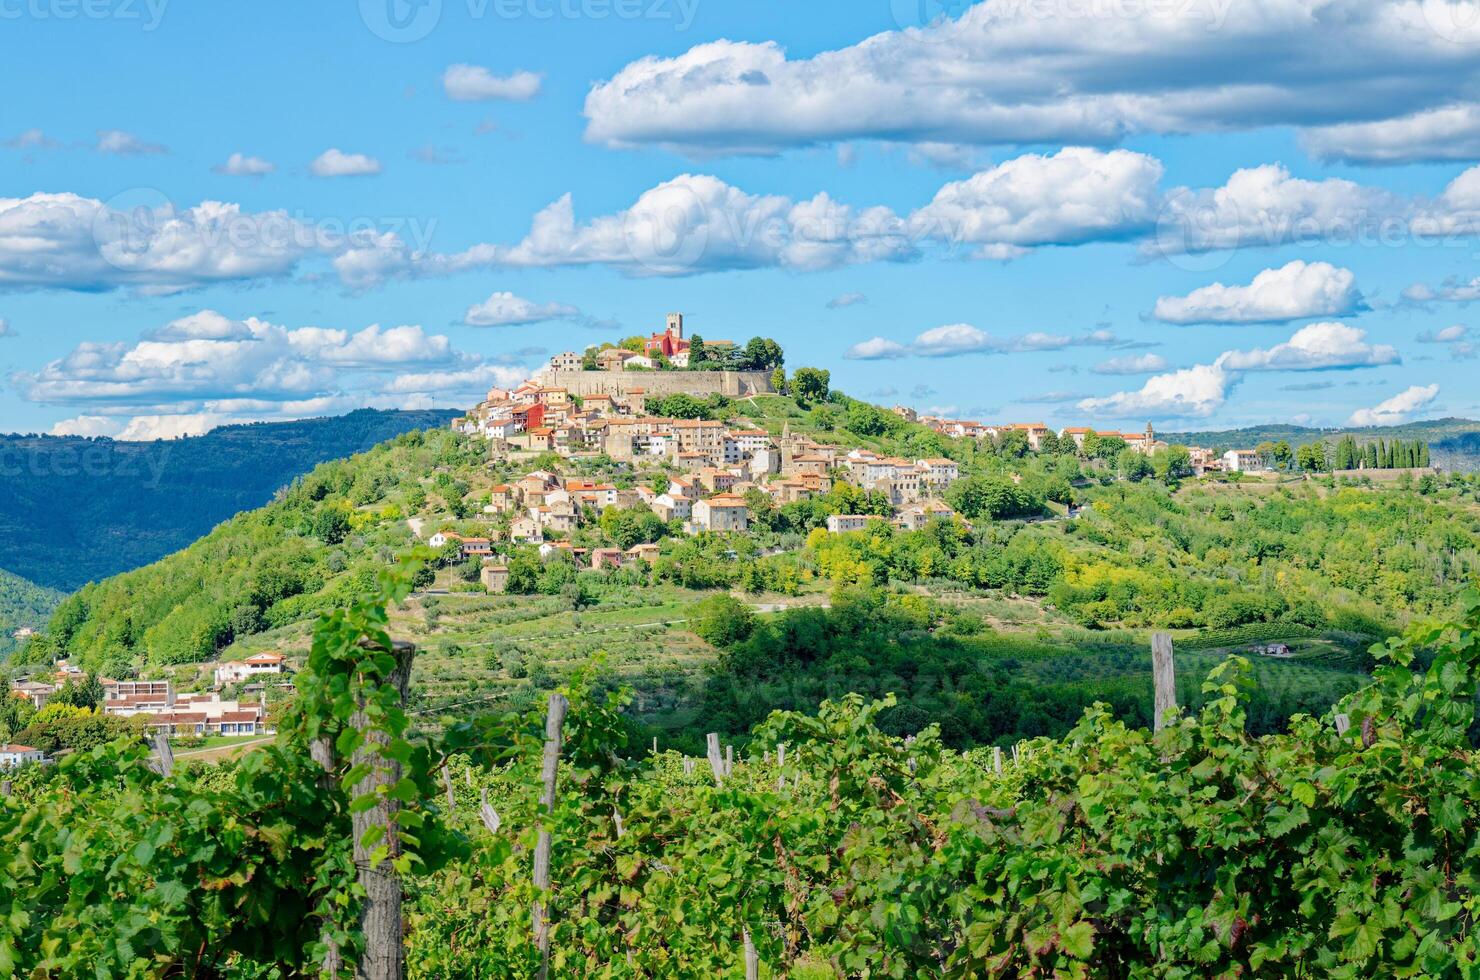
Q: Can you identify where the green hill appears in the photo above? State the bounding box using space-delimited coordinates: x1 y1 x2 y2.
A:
0 568 63 657
14 386 1480 749
1165 416 1480 470
0 408 459 592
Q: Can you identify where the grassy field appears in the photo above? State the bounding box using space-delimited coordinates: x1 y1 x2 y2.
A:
173 735 275 764
180 573 1373 757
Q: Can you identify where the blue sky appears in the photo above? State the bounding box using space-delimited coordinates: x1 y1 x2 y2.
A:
3 0 1480 438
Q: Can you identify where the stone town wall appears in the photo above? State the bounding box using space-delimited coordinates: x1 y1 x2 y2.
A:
541 369 774 399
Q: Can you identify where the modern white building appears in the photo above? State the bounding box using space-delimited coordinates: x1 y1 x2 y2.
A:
1222 449 1266 473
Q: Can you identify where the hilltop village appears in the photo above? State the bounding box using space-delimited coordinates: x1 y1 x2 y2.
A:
3 313 1443 751
437 314 1235 592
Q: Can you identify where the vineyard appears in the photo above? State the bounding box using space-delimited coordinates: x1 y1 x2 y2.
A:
3 569 1480 977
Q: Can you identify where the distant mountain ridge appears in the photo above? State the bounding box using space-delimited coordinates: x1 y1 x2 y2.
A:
0 409 459 592
1163 417 1480 472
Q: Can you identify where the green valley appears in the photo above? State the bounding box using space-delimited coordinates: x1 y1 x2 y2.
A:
0 408 459 591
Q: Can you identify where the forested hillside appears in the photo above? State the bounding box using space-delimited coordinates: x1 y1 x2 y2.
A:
0 568 62 657
0 408 459 591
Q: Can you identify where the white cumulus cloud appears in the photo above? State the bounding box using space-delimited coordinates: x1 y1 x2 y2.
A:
1214 322 1398 372
1092 353 1168 375
1416 323 1476 359
1348 384 1440 426
1418 324 1469 343
583 2 1480 162
443 64 543 101
310 148 382 177
1153 261 1366 325
305 151 1480 287
845 322 1126 359
1303 105 1480 165
18 311 537 438
96 129 166 155
3 129 61 150
49 415 122 438
464 291 581 327
0 192 330 294
910 148 1163 253
118 413 226 441
1081 321 1401 419
213 152 276 176
844 336 910 360
337 173 916 283
18 311 480 408
1147 165 1405 256
1078 363 1233 419
378 363 528 397
1403 276 1480 304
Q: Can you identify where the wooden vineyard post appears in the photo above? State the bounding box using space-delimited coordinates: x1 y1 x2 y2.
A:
533 692 570 980
683 757 695 776
479 789 501 834
993 746 1003 775
0 779 11 798
706 733 725 786
743 926 759 980
353 639 416 980
310 726 341 974
776 742 786 790
725 743 734 778
1151 632 1177 732
1334 713 1351 736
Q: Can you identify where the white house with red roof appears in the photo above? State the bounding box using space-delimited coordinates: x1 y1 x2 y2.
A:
0 744 47 768
214 652 286 687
